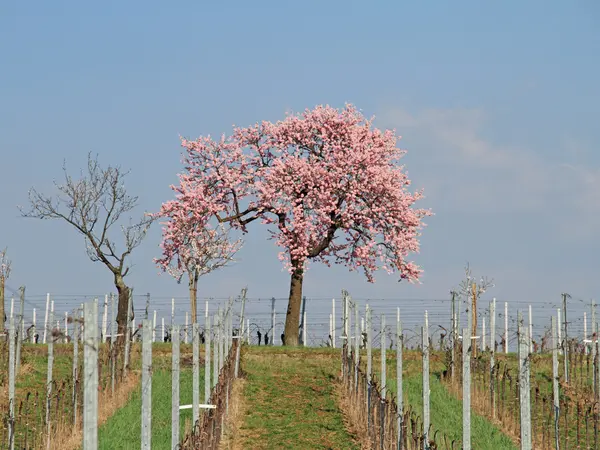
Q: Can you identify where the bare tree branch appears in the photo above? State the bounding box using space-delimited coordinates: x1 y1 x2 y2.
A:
20 152 153 276
19 152 154 344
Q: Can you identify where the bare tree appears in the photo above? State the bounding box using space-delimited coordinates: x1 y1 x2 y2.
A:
20 153 153 345
455 262 494 357
0 247 11 329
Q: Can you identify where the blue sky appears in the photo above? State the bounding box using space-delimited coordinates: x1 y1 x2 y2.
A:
1 1 599 308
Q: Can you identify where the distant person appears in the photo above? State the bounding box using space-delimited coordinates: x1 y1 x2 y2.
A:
265 332 269 345
200 332 205 344
257 330 262 345
281 333 285 345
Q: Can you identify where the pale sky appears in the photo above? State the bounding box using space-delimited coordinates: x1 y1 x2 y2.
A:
1 1 599 321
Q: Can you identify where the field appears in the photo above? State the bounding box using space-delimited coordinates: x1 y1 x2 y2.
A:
1 337 595 449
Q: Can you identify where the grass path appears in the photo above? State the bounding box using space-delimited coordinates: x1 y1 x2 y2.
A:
233 347 359 449
98 368 199 449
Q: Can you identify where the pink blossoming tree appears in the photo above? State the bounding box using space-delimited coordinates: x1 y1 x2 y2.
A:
161 104 431 345
155 198 242 323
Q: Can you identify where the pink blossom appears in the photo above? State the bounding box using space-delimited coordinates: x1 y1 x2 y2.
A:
159 104 431 283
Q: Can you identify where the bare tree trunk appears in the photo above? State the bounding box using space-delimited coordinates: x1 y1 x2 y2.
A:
189 273 198 324
115 274 131 348
0 276 5 331
284 262 304 346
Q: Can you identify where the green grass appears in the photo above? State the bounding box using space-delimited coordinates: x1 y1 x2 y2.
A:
1 343 77 447
98 368 200 449
369 349 518 450
236 347 359 449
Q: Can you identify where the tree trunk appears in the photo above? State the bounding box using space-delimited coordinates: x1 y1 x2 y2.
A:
115 274 131 348
0 276 5 332
189 273 198 324
283 262 304 346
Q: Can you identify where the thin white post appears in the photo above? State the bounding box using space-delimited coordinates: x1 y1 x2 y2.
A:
192 322 200 425
184 312 189 344
303 312 307 347
10 297 13 320
329 314 333 346
490 298 496 418
205 316 211 402
584 312 588 355
102 295 108 343
366 304 372 381
463 326 471 450
422 320 430 449
141 319 152 450
212 314 218 388
205 300 208 320
64 311 69 343
504 301 508 353
381 314 386 399
552 316 560 450
83 300 98 450
153 311 157 343
43 293 50 344
162 317 165 342
73 307 80 426
171 298 175 326
482 317 486 352
16 288 24 373
8 317 15 450
344 293 349 339
528 304 533 353
332 298 336 348
396 308 403 449
235 289 246 377
557 308 562 355
366 304 372 431
46 305 54 448
518 311 532 450
171 324 180 450
354 305 359 389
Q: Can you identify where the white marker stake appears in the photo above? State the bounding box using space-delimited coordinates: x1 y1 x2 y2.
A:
332 298 336 348
43 294 50 344
171 298 175 325
153 311 157 343
64 312 69 343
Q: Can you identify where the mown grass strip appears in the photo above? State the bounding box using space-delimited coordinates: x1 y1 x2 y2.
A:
236 347 359 450
98 368 199 449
